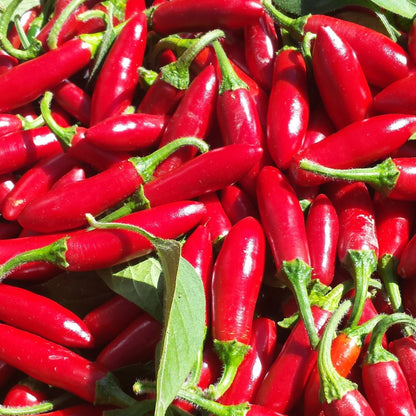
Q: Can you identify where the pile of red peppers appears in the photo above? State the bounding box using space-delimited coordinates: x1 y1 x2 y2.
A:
1 0 416 415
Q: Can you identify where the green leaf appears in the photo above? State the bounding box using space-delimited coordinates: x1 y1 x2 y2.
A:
0 0 41 17
98 256 164 323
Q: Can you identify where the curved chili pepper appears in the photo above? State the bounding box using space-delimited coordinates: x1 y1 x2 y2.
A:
1 200 207 276
362 313 416 416
0 113 43 138
83 295 143 348
0 323 136 406
52 79 91 127
84 113 169 152
256 165 318 349
317 300 377 416
150 0 264 35
152 65 218 178
263 0 410 88
3 379 48 408
209 216 265 400
326 181 378 327
254 285 343 415
220 185 258 224
290 114 416 187
267 46 309 170
90 13 147 125
0 283 94 348
244 13 279 91
219 317 278 405
18 136 207 233
96 312 162 371
306 193 339 286
312 25 372 129
142 144 263 207
51 166 86 189
2 152 79 221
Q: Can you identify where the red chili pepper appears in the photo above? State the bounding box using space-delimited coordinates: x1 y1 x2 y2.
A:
3 379 48 408
362 313 416 416
142 144 263 207
51 166 86 189
83 295 143 348
152 65 218 178
0 220 22 239
0 323 135 406
291 114 416 187
219 317 278 405
52 79 91 127
244 13 279 91
256 165 318 349
254 286 343 415
1 200 207 276
306 193 339 286
326 181 378 327
0 112 43 138
125 0 146 18
0 360 14 390
408 18 416 65
96 312 162 371
263 0 410 88
0 50 18 75
210 216 265 399
90 13 147 125
17 136 207 233
267 47 309 170
84 113 169 152
2 152 79 221
0 174 16 212
220 185 258 224
0 283 94 348
150 0 264 35
312 25 372 129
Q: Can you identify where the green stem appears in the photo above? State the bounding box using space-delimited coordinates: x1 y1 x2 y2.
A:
318 299 358 404
207 339 251 400
281 258 320 349
0 0 42 60
378 254 404 313
212 40 248 94
160 29 225 90
344 249 378 328
17 114 45 130
365 313 416 365
343 314 387 346
0 402 53 415
13 14 31 50
95 372 137 408
299 158 400 195
138 67 158 90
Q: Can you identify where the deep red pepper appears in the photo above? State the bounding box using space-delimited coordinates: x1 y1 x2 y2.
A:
0 220 22 239
89 12 147 125
267 46 309 170
397 229 416 279
2 152 79 221
0 323 135 406
220 185 258 224
52 79 91 126
150 0 264 35
142 144 263 207
306 193 339 286
96 312 162 371
209 216 265 399
1 200 207 276
83 295 143 347
0 113 43 138
3 379 48 408
84 113 169 152
263 0 410 88
0 174 16 212
244 13 279 91
408 18 416 65
219 317 278 405
153 65 218 178
125 0 146 17
362 313 416 416
17 136 207 233
290 114 416 187
256 165 318 349
0 50 18 75
50 165 87 189
0 283 94 348
312 25 372 129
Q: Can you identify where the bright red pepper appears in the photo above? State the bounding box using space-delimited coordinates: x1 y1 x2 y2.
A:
3 379 48 408
267 47 309 170
0 174 16 212
51 166 86 190
312 25 372 129
220 185 258 224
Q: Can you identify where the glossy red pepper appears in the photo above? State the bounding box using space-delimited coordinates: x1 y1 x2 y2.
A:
220 185 258 224
125 0 146 17
306 193 339 286
263 0 410 88
1 200 207 276
0 50 18 75
290 114 416 187
267 47 309 170
150 0 264 35
90 13 147 125
51 166 86 190
0 174 16 212
312 25 372 129
84 113 169 152
83 295 143 347
2 152 79 221
0 113 43 138
3 379 48 408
